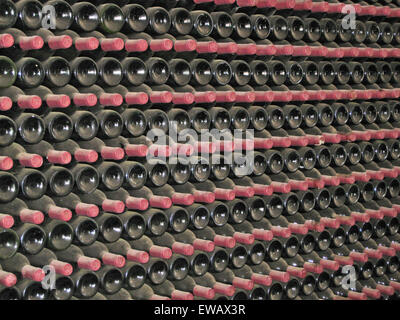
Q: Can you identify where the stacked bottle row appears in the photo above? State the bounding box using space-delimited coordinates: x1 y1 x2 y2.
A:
4 2 400 62
0 0 399 300
5 0 400 37
1 94 400 170
0 105 397 175
3 56 400 89
2 59 400 113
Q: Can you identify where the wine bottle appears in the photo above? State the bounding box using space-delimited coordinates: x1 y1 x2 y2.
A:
41 56 71 88
121 3 148 33
97 3 125 34
24 85 71 110
14 57 44 89
0 198 43 225
0 0 17 30
55 244 100 271
0 116 16 149
129 283 169 300
213 268 254 291
27 29 73 61
151 279 194 300
174 276 215 299
192 272 237 297
70 1 99 32
94 265 124 296
1 253 45 282
69 57 99 87
25 195 72 222
0 28 43 60
79 241 125 268
15 168 47 200
42 111 73 143
104 238 149 265
42 219 73 251
50 274 75 300
26 248 73 276
43 0 74 30
70 269 99 299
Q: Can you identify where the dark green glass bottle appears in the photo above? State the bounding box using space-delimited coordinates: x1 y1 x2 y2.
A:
0 56 17 88
98 3 125 34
